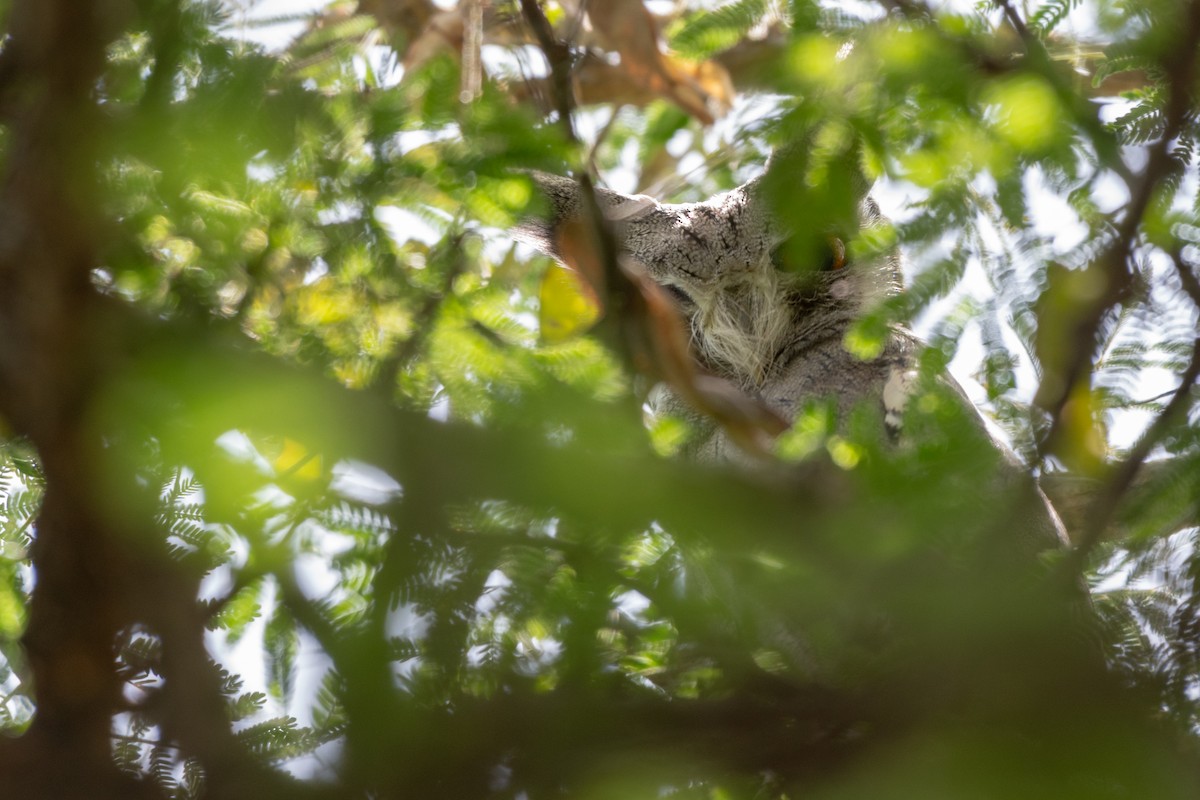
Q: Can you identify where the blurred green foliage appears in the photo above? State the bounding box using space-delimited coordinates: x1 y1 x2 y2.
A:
1 1 1200 798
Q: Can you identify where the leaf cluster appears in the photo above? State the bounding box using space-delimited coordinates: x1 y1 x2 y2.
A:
1 1 1200 798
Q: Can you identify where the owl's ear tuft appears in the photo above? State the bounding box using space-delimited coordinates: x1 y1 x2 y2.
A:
514 171 661 263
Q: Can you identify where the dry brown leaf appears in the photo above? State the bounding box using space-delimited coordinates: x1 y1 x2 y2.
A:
676 58 736 111
586 0 731 124
553 216 609 301
633 268 696 390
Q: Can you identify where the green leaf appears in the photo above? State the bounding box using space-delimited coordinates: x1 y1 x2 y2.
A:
670 0 768 59
264 605 299 704
209 578 264 644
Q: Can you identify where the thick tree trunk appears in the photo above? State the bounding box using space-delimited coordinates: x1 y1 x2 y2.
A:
0 2 149 796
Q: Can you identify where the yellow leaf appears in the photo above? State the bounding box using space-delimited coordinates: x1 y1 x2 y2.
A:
1033 263 1107 411
827 436 863 470
1053 381 1107 476
273 437 323 482
538 262 602 343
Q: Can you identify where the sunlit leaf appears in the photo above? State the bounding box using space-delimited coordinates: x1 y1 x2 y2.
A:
538 262 602 343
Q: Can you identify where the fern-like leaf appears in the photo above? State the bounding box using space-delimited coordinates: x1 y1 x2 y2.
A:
669 0 769 59
1029 0 1081 38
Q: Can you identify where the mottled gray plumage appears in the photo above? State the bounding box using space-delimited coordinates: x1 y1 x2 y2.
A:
520 166 1068 555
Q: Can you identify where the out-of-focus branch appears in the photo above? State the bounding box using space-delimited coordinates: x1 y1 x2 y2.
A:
1064 253 1200 566
0 2 329 795
1036 0 1200 466
519 0 578 138
516 0 626 354
0 1 152 796
364 683 876 795
113 303 842 550
992 0 1031 41
1040 459 1198 545
135 551 335 800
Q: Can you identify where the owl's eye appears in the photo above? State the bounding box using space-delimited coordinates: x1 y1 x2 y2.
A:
770 235 848 273
663 283 694 308
823 236 847 271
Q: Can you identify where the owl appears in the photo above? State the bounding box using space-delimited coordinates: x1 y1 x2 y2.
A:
519 158 1068 556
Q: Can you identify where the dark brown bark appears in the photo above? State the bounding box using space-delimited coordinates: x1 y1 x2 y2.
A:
0 2 148 796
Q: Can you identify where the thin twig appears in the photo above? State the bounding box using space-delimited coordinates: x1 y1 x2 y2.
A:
1131 387 1185 407
586 104 624 177
518 0 636 369
112 733 176 748
520 0 577 140
563 0 591 44
993 0 1031 42
461 0 484 102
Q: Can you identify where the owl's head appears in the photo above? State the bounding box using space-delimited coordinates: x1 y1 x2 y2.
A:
520 160 900 387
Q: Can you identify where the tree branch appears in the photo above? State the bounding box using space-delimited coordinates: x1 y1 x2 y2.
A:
993 0 1031 42
1065 252 1200 566
114 307 841 549
0 2 150 796
0 3 323 795
1036 0 1200 463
